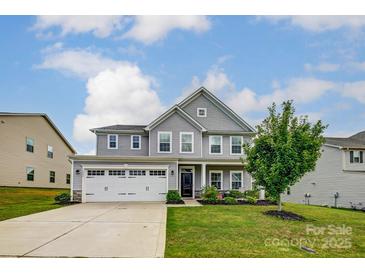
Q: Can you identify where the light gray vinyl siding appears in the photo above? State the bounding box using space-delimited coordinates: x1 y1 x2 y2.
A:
181 93 250 131
72 160 178 192
202 134 251 159
96 134 149 156
149 112 202 158
283 146 365 208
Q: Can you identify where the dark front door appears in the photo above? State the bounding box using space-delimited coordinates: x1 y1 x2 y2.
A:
181 172 193 197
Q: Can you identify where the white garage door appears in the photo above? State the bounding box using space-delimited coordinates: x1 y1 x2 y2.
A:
84 168 167 202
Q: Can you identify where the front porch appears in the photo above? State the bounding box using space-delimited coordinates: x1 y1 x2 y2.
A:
177 161 252 199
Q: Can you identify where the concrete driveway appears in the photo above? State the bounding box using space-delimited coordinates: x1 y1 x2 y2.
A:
0 202 166 258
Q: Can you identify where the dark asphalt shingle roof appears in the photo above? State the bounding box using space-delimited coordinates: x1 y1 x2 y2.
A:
91 124 146 131
325 131 365 149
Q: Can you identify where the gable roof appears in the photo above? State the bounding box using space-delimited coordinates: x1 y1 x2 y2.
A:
325 131 365 149
90 125 146 133
178 87 255 132
144 105 207 131
0 112 76 153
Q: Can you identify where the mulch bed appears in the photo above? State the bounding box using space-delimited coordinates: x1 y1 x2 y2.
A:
264 210 305 221
166 200 185 204
197 199 276 206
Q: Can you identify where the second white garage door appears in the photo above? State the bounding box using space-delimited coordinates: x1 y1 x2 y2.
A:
84 168 168 202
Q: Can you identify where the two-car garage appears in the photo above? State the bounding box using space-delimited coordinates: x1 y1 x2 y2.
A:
83 167 168 202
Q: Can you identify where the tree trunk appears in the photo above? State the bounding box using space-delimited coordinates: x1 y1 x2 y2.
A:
278 194 282 211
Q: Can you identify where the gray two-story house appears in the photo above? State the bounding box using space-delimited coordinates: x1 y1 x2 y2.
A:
70 87 255 202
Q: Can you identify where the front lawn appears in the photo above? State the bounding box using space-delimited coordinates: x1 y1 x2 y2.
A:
0 187 68 221
165 203 365 257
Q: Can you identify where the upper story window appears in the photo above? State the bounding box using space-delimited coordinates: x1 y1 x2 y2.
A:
26 137 34 153
197 108 207 117
230 136 243 155
180 132 194 153
158 131 172 153
107 134 118 149
26 167 34 181
49 171 55 183
47 145 54 159
350 150 363 163
209 136 223 155
131 135 141 150
66 174 71 184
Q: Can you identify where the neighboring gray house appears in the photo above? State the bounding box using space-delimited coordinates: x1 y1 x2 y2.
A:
70 87 255 202
283 131 365 209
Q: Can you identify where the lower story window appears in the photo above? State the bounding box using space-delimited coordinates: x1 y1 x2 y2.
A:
210 171 223 190
49 171 55 183
26 167 34 181
66 174 70 184
231 171 243 190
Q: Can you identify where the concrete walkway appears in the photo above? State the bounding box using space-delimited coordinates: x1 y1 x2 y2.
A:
0 202 166 258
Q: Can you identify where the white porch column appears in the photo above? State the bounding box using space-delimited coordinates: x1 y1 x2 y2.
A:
201 163 206 189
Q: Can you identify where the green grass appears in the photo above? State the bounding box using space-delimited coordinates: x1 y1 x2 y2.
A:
165 203 365 257
0 187 68 221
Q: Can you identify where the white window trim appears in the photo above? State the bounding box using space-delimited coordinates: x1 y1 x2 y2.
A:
230 170 243 190
209 135 223 155
158 131 172 153
107 134 118 149
230 136 244 155
130 135 141 150
197 107 207 117
180 132 194 154
209 170 223 190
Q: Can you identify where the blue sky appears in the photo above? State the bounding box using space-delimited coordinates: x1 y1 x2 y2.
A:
1 16 365 153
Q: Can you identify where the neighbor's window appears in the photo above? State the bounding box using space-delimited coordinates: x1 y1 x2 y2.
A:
49 171 55 183
158 132 172 153
197 108 207 117
180 132 193 153
107 134 118 149
231 136 243 155
26 167 34 181
26 137 34 153
350 150 363 163
47 145 54 158
131 135 141 149
210 171 223 190
231 171 243 190
209 136 222 154
66 174 71 184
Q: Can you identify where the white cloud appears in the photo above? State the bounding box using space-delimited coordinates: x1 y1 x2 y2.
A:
179 66 234 102
73 65 165 144
227 78 336 115
36 48 128 79
33 16 126 38
265 16 365 32
304 62 340 72
347 61 365 71
341 81 365 104
123 15 211 44
33 16 211 44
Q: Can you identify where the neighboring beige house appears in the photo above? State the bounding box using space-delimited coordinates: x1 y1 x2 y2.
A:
0 112 76 189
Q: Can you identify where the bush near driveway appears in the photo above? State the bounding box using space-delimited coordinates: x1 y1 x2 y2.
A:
0 187 68 221
165 203 365 258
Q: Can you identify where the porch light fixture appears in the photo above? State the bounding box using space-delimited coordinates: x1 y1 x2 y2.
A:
171 170 174 176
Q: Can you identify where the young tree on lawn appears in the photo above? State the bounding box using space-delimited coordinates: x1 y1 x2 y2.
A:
243 101 326 211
